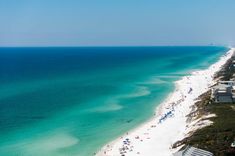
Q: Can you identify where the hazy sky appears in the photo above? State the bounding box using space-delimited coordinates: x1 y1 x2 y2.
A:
1 0 235 46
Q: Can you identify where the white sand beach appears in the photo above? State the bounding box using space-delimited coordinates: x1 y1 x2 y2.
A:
96 48 235 156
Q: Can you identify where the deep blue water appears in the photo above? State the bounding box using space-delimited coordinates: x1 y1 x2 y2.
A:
0 46 228 156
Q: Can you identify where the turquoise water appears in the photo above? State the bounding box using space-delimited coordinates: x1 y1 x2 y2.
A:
0 46 228 156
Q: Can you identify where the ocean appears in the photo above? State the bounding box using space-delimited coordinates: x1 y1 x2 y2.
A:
0 46 228 156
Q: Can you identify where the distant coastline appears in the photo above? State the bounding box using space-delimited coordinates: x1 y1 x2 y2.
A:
0 47 229 156
97 48 234 156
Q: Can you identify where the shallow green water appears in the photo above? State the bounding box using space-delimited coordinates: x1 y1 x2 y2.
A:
0 46 228 155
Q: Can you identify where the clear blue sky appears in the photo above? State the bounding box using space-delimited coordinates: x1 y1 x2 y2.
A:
1 0 235 46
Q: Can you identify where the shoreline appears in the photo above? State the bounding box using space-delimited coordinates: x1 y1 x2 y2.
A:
96 48 235 156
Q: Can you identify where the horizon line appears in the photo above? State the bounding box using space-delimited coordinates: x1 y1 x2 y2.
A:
0 44 230 48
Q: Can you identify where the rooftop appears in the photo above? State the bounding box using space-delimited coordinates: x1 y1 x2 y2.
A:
174 146 214 156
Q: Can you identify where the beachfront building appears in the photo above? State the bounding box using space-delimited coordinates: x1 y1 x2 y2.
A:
211 81 235 103
173 146 214 156
232 60 235 67
230 74 235 81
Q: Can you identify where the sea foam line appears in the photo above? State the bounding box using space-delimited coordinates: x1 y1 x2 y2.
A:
96 48 234 156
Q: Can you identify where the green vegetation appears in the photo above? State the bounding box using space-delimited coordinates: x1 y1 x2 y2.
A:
185 102 235 155
173 55 235 156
